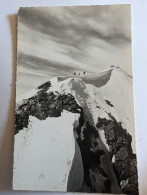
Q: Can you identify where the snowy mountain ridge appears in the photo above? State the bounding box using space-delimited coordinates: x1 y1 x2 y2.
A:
13 66 138 194
22 66 135 153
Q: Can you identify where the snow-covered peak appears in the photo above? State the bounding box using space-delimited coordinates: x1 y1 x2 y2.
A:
16 66 135 153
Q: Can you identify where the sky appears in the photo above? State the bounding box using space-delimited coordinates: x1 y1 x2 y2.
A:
17 5 132 97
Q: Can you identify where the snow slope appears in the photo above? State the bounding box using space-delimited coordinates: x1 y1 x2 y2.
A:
13 111 80 191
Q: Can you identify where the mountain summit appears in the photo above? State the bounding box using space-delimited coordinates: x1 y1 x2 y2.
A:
13 67 138 194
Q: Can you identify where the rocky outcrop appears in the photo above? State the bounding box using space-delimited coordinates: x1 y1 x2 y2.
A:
15 92 82 134
96 116 139 195
37 81 51 92
105 100 114 107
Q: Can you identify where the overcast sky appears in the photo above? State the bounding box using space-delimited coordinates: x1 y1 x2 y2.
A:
17 5 132 96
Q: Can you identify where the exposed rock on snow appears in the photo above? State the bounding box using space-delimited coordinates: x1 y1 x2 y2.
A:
96 116 138 194
15 92 82 134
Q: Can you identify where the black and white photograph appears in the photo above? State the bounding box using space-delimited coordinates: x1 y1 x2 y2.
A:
13 5 139 194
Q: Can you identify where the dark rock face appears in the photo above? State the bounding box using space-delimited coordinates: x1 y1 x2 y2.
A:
75 116 121 193
15 92 82 134
15 111 29 134
105 100 114 107
76 121 100 191
96 117 139 195
37 81 51 92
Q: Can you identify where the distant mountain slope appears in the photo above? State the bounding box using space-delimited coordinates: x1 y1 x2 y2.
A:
13 66 138 194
